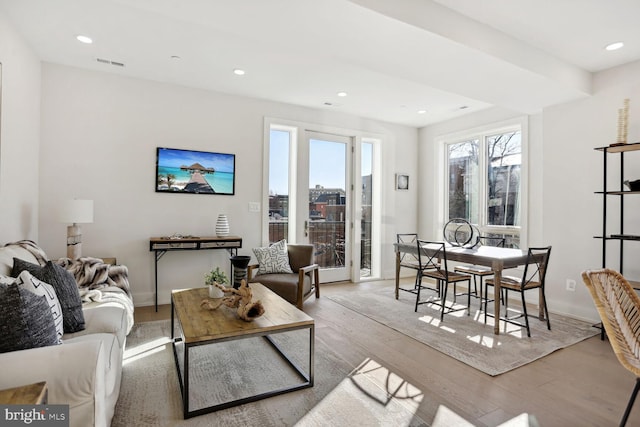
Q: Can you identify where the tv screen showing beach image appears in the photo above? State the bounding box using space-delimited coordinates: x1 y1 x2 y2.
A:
156 147 235 195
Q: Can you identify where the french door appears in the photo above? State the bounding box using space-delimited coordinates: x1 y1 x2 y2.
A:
299 131 352 282
267 121 379 283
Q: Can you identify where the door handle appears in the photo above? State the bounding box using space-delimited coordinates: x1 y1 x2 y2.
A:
304 220 309 237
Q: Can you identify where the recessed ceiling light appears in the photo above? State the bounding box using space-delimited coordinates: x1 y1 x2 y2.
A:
337 91 347 97
76 35 93 44
605 42 624 51
417 110 427 114
233 69 245 75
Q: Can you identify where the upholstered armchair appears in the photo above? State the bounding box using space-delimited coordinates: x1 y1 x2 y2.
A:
248 243 320 310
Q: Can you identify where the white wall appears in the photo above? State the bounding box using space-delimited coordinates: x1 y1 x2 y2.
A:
542 59 640 321
38 63 418 306
0 13 41 242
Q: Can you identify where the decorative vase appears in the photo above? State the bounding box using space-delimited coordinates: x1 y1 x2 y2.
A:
230 255 251 289
216 214 230 237
208 284 224 298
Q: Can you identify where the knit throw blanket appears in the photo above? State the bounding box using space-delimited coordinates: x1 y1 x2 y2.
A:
56 257 132 298
9 240 132 297
54 258 134 335
8 240 134 333
9 239 48 265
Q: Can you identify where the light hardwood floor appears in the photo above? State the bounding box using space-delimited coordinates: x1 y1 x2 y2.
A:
134 280 639 427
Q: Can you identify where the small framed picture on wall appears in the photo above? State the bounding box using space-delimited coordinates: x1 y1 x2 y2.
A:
396 173 409 191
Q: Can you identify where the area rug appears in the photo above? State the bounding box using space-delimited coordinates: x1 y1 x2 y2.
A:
327 288 599 376
111 320 428 427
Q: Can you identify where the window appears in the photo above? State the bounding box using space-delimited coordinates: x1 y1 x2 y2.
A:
445 126 523 248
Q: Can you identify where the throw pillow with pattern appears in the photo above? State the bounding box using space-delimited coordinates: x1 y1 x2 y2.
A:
253 239 293 275
12 258 85 333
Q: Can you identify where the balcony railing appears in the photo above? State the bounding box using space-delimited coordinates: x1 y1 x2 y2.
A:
269 220 372 274
269 221 344 268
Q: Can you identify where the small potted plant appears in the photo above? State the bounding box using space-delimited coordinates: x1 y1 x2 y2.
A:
205 267 228 298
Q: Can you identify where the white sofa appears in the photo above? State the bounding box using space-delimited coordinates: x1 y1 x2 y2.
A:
0 242 132 427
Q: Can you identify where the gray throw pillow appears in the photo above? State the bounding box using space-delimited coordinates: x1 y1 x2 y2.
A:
0 272 64 343
0 283 59 353
12 258 85 333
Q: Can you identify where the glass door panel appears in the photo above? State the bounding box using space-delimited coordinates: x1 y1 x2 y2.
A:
268 129 291 244
304 132 351 282
360 142 373 278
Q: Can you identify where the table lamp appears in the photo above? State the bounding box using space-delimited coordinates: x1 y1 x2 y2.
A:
60 199 94 259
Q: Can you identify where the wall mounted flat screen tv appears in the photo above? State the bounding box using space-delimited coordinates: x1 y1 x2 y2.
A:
156 147 235 195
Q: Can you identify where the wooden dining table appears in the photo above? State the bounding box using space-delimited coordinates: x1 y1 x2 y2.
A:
394 242 546 335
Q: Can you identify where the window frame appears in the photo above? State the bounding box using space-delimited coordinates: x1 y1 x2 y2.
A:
439 118 528 248
263 117 384 281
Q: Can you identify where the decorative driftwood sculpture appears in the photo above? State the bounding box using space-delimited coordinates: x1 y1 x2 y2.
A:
200 279 265 321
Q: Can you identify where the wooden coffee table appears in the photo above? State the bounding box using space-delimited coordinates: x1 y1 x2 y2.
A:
0 382 47 404
171 284 314 419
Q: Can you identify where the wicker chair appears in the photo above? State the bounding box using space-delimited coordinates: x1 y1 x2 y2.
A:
582 268 640 427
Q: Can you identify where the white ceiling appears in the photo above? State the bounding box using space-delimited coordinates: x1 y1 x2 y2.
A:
1 0 639 128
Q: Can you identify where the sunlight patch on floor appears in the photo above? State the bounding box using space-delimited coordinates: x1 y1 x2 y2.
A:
418 314 442 328
417 307 527 345
431 404 537 427
440 325 456 334
471 310 485 323
466 334 497 347
505 328 524 338
294 358 423 426
350 358 423 407
418 314 456 333
432 404 475 426
123 337 171 365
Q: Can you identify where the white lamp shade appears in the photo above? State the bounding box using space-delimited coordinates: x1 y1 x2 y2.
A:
60 199 94 224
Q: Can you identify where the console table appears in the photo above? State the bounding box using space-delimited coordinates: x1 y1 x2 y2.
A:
150 236 242 311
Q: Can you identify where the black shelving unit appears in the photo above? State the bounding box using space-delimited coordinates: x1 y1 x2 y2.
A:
594 141 640 289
